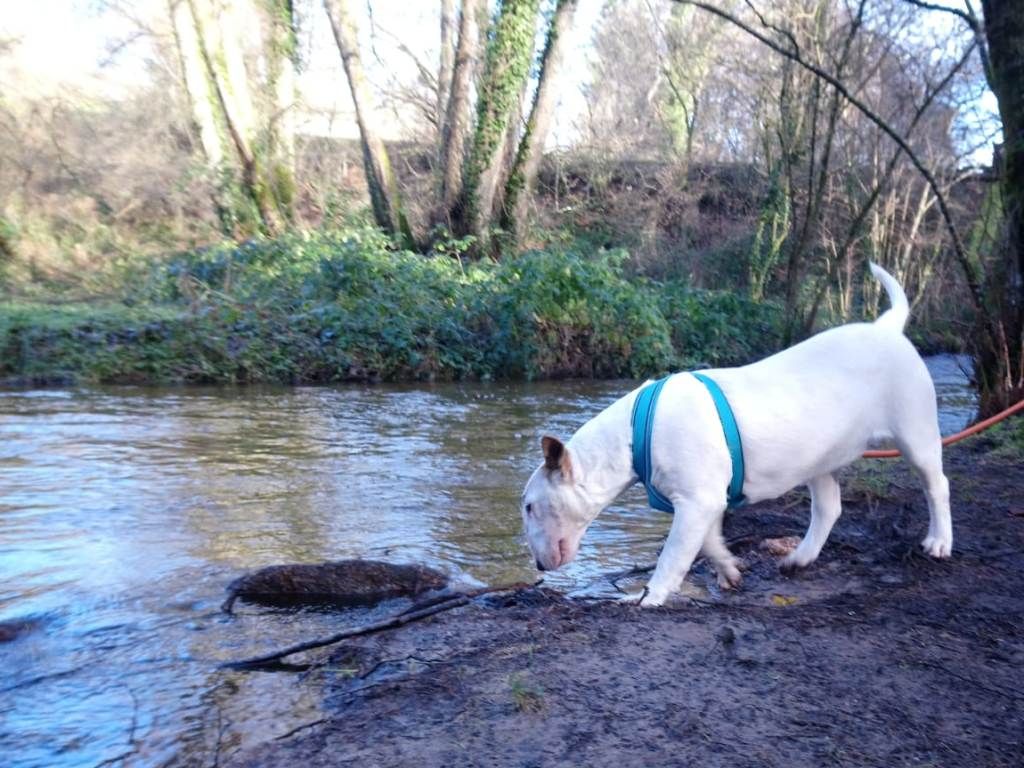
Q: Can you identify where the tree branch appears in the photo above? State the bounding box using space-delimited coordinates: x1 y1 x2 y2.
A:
669 0 985 311
224 581 538 671
835 39 978 267
898 0 992 95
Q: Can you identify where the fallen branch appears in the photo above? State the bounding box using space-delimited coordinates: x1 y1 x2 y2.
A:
224 581 538 671
273 718 327 742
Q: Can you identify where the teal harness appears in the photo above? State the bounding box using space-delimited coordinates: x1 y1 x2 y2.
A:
630 373 746 512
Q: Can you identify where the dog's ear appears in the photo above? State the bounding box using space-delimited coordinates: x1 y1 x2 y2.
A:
541 435 573 480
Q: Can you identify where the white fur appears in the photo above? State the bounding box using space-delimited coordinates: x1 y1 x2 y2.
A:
521 263 952 606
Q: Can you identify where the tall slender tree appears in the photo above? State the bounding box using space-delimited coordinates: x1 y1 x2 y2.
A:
502 0 579 244
324 0 415 248
439 0 484 227
264 0 299 225
438 0 458 148
456 0 541 249
170 0 292 235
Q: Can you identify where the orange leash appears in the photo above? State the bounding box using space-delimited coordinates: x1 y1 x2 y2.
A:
863 398 1024 458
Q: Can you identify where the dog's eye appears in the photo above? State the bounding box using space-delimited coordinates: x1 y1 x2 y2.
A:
525 503 533 515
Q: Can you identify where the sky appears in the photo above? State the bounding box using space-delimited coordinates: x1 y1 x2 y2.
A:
0 0 999 161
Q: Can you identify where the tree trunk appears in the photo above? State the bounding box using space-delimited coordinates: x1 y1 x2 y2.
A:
502 0 578 245
438 0 458 149
187 0 285 236
439 0 484 230
324 0 415 248
170 0 244 233
978 0 1024 415
459 0 541 249
169 0 224 170
0 223 15 262
265 0 298 225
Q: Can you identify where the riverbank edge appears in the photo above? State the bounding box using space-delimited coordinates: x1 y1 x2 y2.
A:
0 300 961 389
223 438 1024 768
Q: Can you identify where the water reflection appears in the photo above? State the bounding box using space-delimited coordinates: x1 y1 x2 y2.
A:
0 356 974 766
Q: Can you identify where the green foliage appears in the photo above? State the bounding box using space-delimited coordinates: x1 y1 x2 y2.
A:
658 281 784 367
1 225 788 385
476 249 677 379
983 415 1024 461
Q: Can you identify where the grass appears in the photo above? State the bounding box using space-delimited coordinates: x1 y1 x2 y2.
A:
508 672 545 713
977 415 1024 461
841 461 898 505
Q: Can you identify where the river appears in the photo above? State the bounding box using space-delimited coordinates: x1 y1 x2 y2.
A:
0 355 975 767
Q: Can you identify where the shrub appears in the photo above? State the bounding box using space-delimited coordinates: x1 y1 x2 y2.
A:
2 226 787 385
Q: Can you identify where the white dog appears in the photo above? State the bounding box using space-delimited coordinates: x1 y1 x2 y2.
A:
521 263 952 606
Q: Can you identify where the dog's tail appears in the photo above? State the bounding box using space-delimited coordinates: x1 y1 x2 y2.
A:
869 262 909 333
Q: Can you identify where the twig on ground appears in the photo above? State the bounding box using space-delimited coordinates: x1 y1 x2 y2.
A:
356 654 446 680
224 582 538 671
608 563 656 592
273 718 327 742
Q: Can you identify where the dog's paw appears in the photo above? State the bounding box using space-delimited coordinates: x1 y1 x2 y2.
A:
639 587 668 608
921 535 952 558
716 561 743 590
779 552 812 575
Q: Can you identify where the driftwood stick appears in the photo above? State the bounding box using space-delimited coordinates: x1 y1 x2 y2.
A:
398 580 542 614
224 581 537 671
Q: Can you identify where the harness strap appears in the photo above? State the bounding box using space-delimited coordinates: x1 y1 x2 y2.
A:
630 376 674 512
691 373 746 508
630 373 746 512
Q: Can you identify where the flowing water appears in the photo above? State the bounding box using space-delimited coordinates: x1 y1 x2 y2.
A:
0 356 975 767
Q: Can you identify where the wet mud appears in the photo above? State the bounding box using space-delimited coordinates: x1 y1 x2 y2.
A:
229 444 1024 767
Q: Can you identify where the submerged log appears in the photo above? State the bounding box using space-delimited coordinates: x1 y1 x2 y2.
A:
0 617 40 643
222 560 449 613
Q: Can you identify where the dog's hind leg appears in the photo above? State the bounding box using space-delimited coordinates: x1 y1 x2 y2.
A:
895 433 952 558
781 473 842 573
702 517 743 590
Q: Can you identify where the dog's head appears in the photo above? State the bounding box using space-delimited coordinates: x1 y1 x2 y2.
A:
521 436 600 571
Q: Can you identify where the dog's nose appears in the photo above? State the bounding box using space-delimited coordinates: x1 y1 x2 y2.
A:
535 558 547 571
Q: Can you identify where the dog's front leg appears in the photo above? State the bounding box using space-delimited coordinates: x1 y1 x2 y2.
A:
641 498 723 607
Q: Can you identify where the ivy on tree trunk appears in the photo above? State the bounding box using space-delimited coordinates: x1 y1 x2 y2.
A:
457 0 540 252
502 0 579 246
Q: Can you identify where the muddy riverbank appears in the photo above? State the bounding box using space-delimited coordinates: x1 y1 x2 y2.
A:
229 438 1024 768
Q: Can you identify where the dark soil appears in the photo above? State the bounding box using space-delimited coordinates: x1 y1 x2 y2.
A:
229 443 1024 767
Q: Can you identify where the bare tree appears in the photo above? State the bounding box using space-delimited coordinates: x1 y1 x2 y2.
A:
264 0 299 225
323 0 415 247
438 0 458 147
169 0 223 172
166 0 297 235
439 0 484 227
